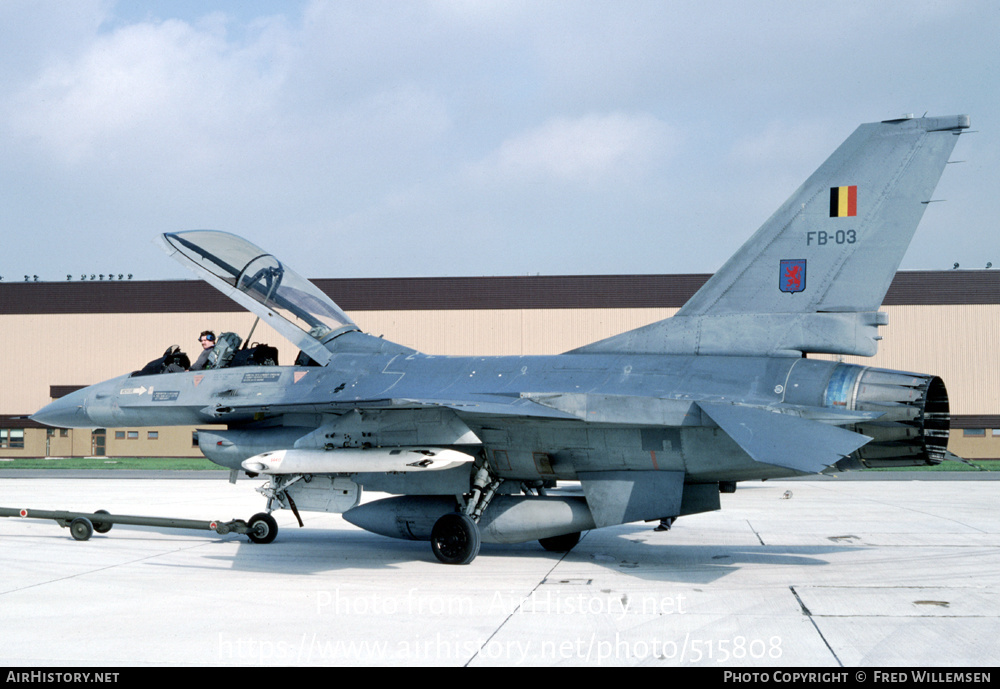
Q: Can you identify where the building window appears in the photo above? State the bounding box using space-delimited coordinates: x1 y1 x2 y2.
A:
127 431 139 440
963 429 986 437
192 431 199 448
115 431 126 439
60 429 69 437
148 431 159 440
0 429 25 449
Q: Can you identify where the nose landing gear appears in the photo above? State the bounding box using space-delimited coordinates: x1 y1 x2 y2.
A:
247 512 278 544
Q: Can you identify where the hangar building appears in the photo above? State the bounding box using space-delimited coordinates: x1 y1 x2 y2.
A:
1 270 998 462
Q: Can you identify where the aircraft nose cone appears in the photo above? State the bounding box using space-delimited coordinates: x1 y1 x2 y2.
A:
31 389 95 429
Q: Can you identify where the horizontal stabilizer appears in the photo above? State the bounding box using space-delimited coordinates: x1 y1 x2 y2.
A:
698 401 871 474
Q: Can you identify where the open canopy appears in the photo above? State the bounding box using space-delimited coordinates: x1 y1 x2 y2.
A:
160 230 358 365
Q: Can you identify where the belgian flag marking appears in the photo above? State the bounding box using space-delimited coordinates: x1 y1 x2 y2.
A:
829 185 857 217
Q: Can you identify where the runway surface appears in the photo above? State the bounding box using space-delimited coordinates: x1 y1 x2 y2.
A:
1 475 998 667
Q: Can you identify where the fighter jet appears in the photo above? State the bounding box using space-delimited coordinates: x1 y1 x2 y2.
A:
33 114 968 564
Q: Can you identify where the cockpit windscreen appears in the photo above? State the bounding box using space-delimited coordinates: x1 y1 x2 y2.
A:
162 230 357 343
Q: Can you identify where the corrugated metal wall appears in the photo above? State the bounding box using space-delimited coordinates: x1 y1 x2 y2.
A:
1 312 283 415
816 305 1000 416
3 304 996 417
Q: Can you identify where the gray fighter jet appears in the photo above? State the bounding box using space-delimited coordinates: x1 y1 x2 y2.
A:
33 114 969 564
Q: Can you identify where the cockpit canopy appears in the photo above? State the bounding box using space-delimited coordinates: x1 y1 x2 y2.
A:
160 230 358 366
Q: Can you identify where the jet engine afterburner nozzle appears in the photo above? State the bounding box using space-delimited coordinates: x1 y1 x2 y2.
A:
827 365 950 469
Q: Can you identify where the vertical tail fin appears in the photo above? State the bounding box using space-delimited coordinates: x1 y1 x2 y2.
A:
573 115 969 357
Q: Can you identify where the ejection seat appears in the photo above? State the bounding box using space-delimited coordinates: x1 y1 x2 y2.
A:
132 345 191 377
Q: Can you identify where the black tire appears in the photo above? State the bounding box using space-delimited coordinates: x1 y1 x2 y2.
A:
92 509 113 534
70 517 94 541
247 512 278 544
539 531 581 553
430 513 481 565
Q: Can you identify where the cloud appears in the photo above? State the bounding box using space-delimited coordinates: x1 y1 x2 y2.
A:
8 17 283 167
0 1 996 281
4 9 453 225
471 112 675 187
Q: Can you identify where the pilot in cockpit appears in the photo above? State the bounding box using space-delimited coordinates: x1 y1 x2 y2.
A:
190 331 216 371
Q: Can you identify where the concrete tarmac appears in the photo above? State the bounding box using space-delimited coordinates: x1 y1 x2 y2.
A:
1 475 998 667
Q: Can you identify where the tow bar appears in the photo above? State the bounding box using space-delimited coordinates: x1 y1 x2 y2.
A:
0 506 278 544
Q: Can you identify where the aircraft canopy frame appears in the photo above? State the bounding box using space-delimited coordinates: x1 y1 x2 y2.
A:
160 230 359 365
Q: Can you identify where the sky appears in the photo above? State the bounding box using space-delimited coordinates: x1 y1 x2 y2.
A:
2 0 998 282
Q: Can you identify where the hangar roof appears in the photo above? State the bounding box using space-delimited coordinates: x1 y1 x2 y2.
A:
2 270 999 315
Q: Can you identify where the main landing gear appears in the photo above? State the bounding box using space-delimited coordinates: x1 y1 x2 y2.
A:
430 513 481 565
429 464 502 565
538 531 581 552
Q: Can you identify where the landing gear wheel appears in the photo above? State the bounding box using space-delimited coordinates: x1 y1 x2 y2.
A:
539 531 581 553
247 512 278 544
654 517 676 532
431 513 481 565
92 509 113 534
70 517 94 541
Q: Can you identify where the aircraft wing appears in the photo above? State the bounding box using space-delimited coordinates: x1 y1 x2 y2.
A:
206 393 582 421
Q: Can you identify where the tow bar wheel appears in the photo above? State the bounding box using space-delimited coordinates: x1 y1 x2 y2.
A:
92 509 113 534
69 517 94 541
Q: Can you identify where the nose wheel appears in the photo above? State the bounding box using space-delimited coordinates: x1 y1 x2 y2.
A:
247 512 278 544
430 513 480 565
